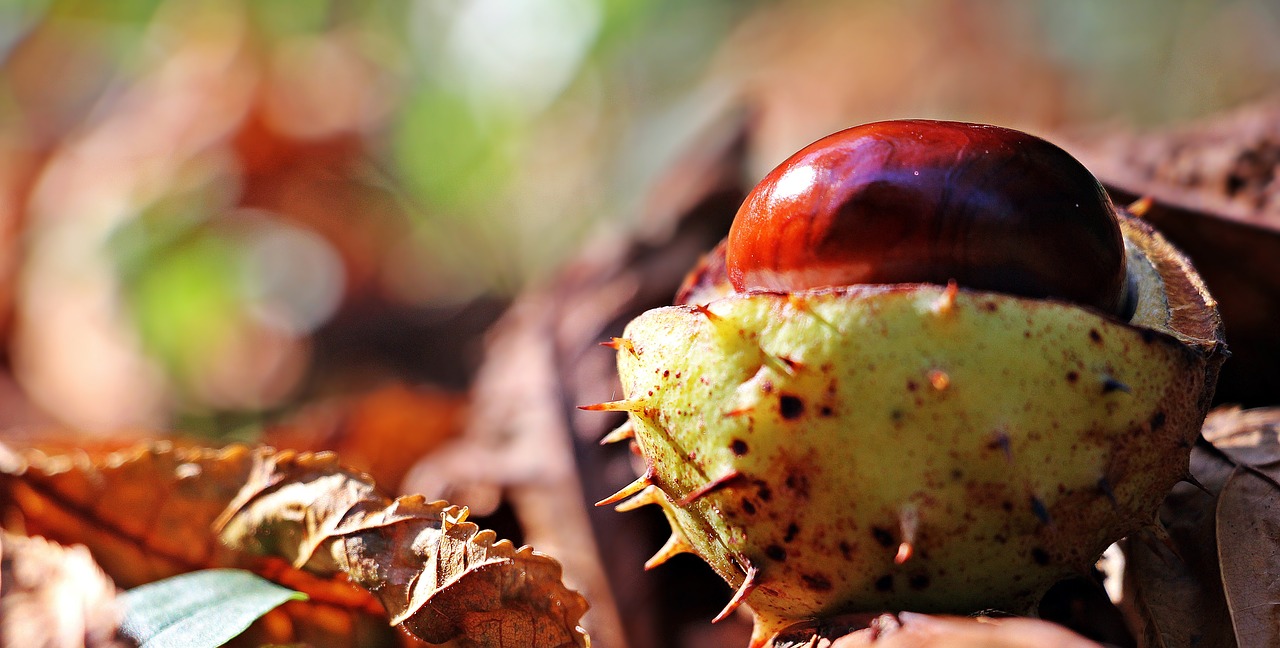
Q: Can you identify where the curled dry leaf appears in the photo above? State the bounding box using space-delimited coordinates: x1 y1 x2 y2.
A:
0 531 124 648
214 448 590 648
0 442 257 588
1124 406 1280 648
0 442 397 646
0 442 588 647
1203 407 1280 647
770 613 1101 648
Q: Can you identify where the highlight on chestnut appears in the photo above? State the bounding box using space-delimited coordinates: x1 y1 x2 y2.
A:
725 120 1135 318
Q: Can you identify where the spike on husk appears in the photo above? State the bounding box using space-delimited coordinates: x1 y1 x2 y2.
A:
679 469 746 506
714 563 760 624
1127 196 1153 217
933 280 959 315
579 398 647 413
602 337 638 356
595 468 654 507
895 505 920 565
599 421 635 445
646 532 695 570
614 484 665 512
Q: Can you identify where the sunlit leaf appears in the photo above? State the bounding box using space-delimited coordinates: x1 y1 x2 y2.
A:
0 443 408 646
216 449 591 647
119 569 306 648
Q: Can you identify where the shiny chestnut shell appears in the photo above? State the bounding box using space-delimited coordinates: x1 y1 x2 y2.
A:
726 120 1131 317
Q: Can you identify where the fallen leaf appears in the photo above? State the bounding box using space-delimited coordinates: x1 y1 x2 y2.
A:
0 442 255 587
1216 467 1280 647
1122 438 1236 648
0 531 124 648
2 442 584 646
215 448 590 648
1123 407 1280 648
1201 406 1280 477
0 443 396 646
119 568 306 648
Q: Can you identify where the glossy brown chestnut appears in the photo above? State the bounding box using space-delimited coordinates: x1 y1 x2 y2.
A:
726 120 1132 317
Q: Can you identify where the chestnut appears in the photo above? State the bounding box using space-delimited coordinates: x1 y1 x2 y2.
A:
726 120 1132 317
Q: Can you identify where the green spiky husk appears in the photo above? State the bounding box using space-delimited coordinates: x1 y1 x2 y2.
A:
610 217 1224 635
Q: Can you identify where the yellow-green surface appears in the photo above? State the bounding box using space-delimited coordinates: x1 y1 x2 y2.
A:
616 279 1214 632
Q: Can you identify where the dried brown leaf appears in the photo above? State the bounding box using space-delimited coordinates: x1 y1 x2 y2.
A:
1124 407 1280 648
215 448 590 648
0 442 397 646
0 531 124 648
1201 406 1280 478
0 442 254 587
1216 466 1280 647
0 442 572 646
1122 449 1236 648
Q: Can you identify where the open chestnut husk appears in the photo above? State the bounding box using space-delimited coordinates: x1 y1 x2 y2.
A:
591 120 1226 647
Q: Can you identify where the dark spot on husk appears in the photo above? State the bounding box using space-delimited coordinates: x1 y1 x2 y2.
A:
731 439 749 456
839 542 854 560
754 480 773 502
741 499 757 515
802 573 833 592
875 575 894 592
906 380 919 392
909 575 931 590
1097 477 1117 505
986 431 1012 456
1001 501 1014 512
1066 371 1079 383
1102 377 1130 394
785 472 810 496
780 394 804 420
761 380 775 394
1150 411 1166 430
784 523 800 543
1030 496 1053 525
871 527 895 548
819 405 834 417
1089 329 1102 344
662 369 670 378
1031 547 1051 566
982 301 998 312
766 544 787 562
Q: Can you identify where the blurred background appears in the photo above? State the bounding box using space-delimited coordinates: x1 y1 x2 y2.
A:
0 0 1277 443
3 2 1279 647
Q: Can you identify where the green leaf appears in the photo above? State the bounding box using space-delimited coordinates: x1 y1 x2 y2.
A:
119 569 307 648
